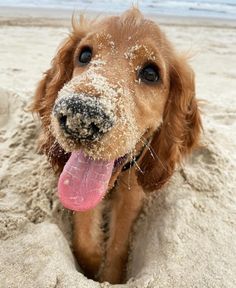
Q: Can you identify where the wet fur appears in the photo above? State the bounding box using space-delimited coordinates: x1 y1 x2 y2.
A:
30 8 202 284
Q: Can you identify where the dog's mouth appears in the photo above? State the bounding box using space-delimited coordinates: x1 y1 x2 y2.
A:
57 138 148 211
57 149 142 212
57 150 114 211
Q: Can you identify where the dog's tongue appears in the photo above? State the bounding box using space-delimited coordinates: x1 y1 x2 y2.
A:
58 150 114 211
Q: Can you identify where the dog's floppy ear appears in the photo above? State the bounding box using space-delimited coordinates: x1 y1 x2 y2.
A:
137 54 202 191
29 17 88 172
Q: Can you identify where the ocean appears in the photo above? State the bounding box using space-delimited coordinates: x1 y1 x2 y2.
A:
0 0 235 20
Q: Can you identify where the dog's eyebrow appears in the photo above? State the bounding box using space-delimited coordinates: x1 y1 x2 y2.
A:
88 32 117 50
124 43 156 60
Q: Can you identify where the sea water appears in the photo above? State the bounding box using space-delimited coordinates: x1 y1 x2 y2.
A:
0 0 235 20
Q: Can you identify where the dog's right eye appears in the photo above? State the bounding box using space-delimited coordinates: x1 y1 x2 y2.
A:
78 47 92 66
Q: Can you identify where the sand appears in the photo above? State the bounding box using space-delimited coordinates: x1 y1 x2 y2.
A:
0 8 236 288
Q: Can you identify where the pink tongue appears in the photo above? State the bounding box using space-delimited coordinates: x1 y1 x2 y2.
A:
58 150 114 211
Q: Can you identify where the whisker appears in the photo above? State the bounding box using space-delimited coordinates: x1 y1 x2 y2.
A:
131 148 144 174
127 151 132 190
140 135 168 172
139 136 155 160
113 126 167 174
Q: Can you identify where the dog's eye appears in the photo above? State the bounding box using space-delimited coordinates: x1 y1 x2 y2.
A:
78 47 92 66
139 64 160 84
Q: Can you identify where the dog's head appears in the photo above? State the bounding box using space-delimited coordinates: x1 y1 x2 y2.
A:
31 8 201 210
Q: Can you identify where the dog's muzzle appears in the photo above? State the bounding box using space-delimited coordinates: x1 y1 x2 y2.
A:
53 94 115 141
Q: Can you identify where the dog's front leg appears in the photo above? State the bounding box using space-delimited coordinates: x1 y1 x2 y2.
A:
99 169 145 284
73 203 104 280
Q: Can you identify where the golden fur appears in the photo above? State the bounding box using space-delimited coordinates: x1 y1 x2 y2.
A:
30 8 202 284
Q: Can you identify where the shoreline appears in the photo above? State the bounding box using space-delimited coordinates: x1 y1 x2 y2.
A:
0 6 236 28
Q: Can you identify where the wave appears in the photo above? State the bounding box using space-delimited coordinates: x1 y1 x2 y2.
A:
0 0 235 20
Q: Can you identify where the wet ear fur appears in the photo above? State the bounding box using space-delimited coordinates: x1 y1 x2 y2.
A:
29 16 88 172
137 54 202 191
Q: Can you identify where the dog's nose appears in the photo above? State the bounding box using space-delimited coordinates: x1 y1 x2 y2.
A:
53 95 115 141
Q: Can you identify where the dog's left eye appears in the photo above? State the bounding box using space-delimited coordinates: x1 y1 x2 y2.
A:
78 47 92 66
138 64 160 84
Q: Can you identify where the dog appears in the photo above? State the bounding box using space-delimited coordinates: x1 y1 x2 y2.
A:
30 8 202 284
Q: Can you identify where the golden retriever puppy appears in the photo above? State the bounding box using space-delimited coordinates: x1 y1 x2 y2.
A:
30 8 202 284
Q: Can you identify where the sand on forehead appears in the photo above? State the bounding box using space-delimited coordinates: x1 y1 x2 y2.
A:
0 10 236 288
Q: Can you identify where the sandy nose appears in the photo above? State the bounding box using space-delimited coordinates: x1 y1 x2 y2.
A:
53 94 115 141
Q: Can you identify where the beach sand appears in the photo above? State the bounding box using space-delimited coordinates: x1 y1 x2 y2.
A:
0 7 236 288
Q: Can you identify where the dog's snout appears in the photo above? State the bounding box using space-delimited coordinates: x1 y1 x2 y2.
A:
53 95 115 141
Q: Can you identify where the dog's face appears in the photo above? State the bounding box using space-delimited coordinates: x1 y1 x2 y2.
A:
51 14 169 161
32 8 201 196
